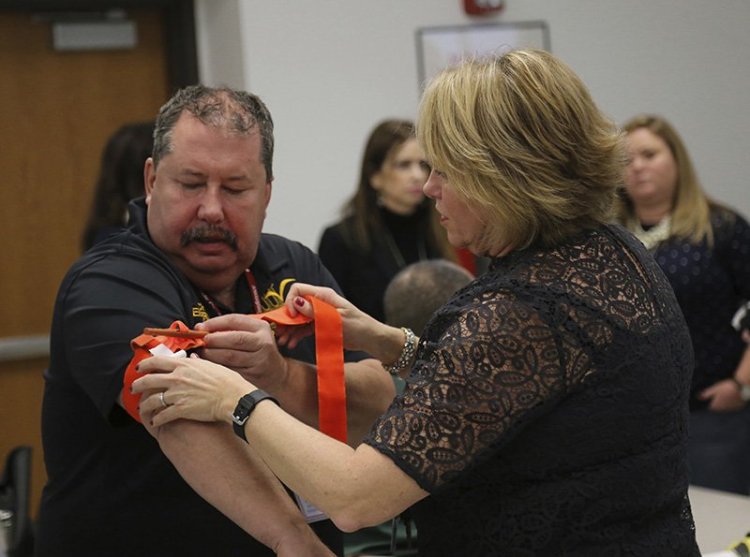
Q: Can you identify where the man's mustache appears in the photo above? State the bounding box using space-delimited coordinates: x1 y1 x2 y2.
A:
180 225 238 251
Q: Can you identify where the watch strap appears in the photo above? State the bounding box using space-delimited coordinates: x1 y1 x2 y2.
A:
232 390 279 443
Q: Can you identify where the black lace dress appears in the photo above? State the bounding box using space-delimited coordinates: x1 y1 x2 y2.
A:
364 224 699 556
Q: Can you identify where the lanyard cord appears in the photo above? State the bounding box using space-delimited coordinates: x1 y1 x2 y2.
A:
243 268 263 313
200 268 262 316
382 227 427 270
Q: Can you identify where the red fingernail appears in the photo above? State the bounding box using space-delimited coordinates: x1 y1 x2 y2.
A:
294 297 304 308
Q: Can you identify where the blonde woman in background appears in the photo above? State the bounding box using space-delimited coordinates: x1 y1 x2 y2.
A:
617 114 750 495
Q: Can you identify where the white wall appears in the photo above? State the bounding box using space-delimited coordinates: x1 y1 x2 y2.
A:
194 1 245 90
195 0 750 250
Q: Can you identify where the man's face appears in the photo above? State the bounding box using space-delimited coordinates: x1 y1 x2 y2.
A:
144 112 271 294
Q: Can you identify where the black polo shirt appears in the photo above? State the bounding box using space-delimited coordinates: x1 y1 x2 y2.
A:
37 198 352 556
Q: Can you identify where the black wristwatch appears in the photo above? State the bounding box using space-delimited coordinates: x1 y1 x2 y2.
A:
232 390 279 443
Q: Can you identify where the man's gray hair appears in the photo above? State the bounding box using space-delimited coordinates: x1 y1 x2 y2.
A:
384 260 474 335
152 84 274 181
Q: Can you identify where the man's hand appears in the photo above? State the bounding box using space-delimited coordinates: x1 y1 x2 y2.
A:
698 378 747 412
195 314 289 393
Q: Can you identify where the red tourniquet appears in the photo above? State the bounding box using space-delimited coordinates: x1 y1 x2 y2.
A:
122 297 347 442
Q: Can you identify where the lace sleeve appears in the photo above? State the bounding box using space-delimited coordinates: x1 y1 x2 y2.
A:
366 290 577 491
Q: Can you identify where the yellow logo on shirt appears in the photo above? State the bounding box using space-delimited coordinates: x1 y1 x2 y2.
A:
192 303 209 322
259 278 297 312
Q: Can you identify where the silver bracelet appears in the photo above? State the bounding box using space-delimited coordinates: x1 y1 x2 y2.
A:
382 327 418 376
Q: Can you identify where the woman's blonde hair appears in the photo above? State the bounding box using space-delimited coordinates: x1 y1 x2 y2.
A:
417 49 625 252
616 114 720 245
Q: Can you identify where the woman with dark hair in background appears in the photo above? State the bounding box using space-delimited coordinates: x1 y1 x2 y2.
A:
317 119 457 322
81 121 154 251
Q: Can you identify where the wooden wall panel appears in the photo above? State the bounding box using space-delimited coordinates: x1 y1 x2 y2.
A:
0 359 46 517
0 8 170 517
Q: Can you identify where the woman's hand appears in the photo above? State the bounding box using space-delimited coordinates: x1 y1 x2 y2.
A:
698 378 746 412
133 354 253 427
282 283 388 354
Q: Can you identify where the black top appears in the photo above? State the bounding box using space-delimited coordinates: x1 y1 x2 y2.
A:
365 224 699 556
649 208 750 409
37 199 354 557
318 205 444 321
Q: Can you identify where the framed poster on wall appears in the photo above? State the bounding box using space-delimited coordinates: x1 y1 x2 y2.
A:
416 21 550 90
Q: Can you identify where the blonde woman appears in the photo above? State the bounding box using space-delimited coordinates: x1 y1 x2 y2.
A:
135 51 700 555
617 114 750 495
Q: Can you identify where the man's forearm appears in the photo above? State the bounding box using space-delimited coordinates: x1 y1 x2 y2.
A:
274 358 395 445
156 419 333 555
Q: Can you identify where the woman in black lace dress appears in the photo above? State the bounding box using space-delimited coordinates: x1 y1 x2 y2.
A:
135 50 700 555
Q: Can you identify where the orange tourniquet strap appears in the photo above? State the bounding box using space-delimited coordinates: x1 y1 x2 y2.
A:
122 321 206 423
252 297 347 442
123 301 347 441
309 298 346 443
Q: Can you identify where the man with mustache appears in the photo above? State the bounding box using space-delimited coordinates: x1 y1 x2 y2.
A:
36 85 394 557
